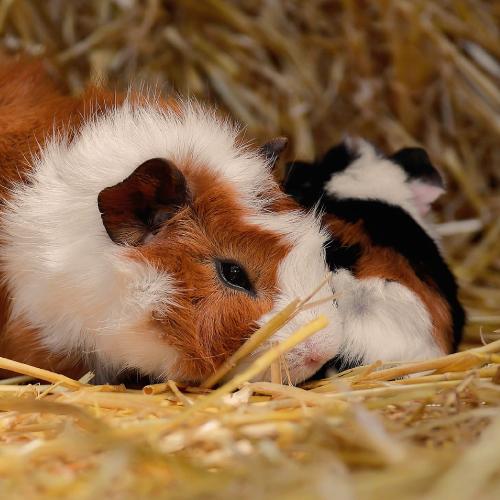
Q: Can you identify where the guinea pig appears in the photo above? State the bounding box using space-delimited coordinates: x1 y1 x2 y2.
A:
0 58 338 385
283 138 465 373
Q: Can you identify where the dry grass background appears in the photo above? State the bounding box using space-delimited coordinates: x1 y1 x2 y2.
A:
0 0 499 498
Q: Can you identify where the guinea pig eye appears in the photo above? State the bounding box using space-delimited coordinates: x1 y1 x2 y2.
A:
215 259 254 295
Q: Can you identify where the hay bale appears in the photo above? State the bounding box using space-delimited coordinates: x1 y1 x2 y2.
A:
0 333 500 498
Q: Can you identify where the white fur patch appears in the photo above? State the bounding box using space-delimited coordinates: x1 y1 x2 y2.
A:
238 209 341 384
331 270 443 366
324 139 439 238
0 100 339 383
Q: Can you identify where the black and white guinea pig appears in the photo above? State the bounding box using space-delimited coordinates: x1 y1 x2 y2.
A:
283 138 465 373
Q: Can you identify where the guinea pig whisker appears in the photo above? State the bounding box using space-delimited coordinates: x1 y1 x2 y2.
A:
186 352 228 361
91 330 123 336
282 358 293 386
300 294 338 311
297 271 333 308
81 348 103 355
270 343 282 384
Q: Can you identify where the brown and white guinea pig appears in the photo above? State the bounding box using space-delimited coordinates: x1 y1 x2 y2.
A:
283 138 465 374
0 58 339 385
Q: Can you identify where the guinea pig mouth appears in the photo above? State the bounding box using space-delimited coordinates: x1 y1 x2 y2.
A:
269 356 328 385
306 355 364 381
107 369 152 388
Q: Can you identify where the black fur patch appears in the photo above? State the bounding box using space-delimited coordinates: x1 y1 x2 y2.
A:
308 354 364 380
389 147 444 187
283 142 358 208
321 141 359 174
324 237 362 273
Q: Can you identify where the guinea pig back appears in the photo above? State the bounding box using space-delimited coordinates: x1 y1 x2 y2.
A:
284 139 465 371
0 57 338 385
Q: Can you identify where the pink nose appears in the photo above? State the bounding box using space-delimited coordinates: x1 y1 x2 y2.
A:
305 353 323 366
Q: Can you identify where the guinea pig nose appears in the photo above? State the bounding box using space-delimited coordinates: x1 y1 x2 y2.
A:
305 353 323 366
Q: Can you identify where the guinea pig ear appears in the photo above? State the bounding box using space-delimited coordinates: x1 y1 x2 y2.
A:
98 158 189 246
321 140 360 174
389 147 445 215
283 140 358 193
283 141 358 200
259 136 288 171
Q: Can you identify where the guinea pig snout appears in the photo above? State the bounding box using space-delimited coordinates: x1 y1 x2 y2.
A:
300 342 332 368
303 351 322 367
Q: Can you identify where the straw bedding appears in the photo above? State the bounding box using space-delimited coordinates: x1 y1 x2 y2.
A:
0 1 499 498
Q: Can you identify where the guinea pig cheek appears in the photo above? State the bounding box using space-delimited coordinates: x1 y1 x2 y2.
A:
93 315 180 379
